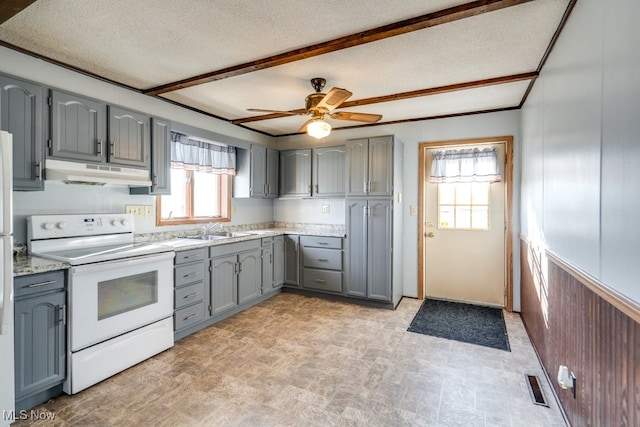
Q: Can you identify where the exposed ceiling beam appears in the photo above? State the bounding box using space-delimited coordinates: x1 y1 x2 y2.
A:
0 0 37 24
231 72 538 125
143 0 534 96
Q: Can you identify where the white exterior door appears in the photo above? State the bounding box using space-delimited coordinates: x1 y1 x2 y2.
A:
424 142 506 307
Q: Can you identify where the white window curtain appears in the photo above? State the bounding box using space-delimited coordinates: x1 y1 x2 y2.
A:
170 132 236 175
430 147 501 183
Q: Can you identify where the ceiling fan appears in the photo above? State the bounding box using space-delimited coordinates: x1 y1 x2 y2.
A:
247 78 382 138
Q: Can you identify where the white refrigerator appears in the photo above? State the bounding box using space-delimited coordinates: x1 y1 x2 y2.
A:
0 130 15 426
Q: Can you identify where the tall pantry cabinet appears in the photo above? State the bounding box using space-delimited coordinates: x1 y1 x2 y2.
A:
344 135 404 308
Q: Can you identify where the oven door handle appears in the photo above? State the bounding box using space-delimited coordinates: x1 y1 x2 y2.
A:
70 251 175 275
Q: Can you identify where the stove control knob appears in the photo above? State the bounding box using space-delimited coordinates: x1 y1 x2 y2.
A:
111 220 119 226
57 222 68 229
43 223 54 230
121 219 129 226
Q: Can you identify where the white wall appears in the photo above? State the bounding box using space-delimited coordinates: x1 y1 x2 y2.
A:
520 0 640 303
277 110 522 306
1 46 275 243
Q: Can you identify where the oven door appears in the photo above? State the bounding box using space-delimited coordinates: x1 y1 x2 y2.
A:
68 251 174 352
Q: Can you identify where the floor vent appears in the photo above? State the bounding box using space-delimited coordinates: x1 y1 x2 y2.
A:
526 374 549 407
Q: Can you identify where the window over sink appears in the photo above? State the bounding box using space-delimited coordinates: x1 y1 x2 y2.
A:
157 132 235 226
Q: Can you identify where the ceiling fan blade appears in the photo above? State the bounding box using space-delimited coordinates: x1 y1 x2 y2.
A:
330 111 382 123
247 108 299 116
316 88 352 112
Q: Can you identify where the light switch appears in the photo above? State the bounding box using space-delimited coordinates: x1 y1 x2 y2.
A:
321 204 330 214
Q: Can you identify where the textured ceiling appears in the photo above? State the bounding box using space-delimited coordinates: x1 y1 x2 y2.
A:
0 0 572 137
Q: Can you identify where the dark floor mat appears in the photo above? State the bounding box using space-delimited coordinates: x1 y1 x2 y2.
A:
407 298 510 351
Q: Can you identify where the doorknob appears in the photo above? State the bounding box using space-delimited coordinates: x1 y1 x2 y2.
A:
426 232 435 238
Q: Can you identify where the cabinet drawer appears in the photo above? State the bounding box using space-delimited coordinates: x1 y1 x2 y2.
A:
302 269 342 293
174 301 205 331
302 247 342 270
261 237 273 247
300 236 342 249
14 271 65 299
174 262 205 287
175 248 206 264
209 239 260 258
174 281 205 309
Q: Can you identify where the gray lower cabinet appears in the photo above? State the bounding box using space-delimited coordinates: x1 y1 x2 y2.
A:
273 235 285 289
173 248 208 335
345 199 393 301
210 239 261 314
283 235 300 286
0 74 45 191
261 235 285 294
300 236 343 293
14 271 66 411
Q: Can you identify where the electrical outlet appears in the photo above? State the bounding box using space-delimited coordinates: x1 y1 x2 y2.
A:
410 205 418 216
125 205 137 215
321 204 330 214
144 205 153 218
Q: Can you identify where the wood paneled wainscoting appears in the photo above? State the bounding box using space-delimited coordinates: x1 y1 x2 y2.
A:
520 237 640 426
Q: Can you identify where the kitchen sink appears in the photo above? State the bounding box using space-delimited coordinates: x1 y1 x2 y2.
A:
190 231 253 240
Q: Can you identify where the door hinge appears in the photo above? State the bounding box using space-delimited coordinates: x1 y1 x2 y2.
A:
47 96 52 106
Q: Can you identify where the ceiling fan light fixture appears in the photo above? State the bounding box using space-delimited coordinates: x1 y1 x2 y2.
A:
307 119 331 139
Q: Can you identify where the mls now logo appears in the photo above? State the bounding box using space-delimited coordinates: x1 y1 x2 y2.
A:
3 410 56 421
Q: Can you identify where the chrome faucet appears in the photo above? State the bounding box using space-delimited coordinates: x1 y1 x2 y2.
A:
202 222 223 237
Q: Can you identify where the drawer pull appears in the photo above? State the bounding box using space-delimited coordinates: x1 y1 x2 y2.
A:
24 280 57 289
317 259 329 262
317 242 329 245
183 272 197 278
183 292 197 299
183 255 198 259
314 279 326 283
183 313 197 321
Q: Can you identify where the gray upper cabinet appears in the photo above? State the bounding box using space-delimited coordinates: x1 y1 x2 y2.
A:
266 148 279 198
107 106 149 168
345 198 392 301
0 75 45 191
250 145 267 198
130 117 171 195
49 89 106 162
279 149 311 198
346 135 393 197
233 145 278 198
313 146 345 197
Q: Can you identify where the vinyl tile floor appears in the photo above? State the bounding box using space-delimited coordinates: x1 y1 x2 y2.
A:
14 292 566 426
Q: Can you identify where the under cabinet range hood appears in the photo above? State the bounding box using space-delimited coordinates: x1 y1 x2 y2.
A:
45 159 152 186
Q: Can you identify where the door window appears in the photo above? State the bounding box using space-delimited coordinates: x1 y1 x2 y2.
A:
438 182 490 230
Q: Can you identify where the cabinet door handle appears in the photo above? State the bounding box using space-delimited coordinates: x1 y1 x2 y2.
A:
314 184 319 194
58 305 66 325
183 292 197 299
152 175 158 186
109 141 115 157
34 162 42 180
97 139 103 155
24 280 57 289
183 313 197 321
